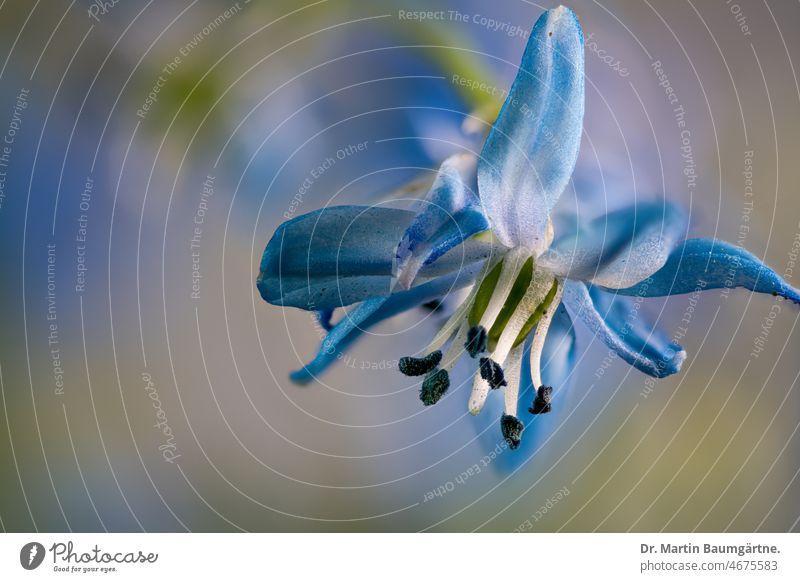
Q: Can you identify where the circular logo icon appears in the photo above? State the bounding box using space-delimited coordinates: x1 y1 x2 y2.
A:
20 542 46 570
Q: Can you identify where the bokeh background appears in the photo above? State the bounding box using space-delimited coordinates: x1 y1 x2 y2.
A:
0 0 799 532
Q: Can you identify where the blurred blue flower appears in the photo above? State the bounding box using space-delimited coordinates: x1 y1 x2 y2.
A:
257 6 799 451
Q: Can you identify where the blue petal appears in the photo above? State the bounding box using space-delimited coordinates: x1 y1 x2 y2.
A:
394 153 488 289
258 205 494 311
588 286 686 375
289 261 484 383
316 309 335 331
562 280 686 378
477 6 584 251
539 201 687 288
258 206 411 310
290 297 387 384
610 238 800 305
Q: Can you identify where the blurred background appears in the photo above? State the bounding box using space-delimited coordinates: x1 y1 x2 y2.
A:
0 0 799 532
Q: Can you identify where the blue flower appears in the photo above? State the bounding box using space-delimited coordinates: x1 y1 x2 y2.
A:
257 6 799 451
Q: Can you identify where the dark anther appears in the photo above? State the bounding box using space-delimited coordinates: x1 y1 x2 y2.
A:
399 350 442 376
465 325 488 358
501 414 524 450
479 358 507 389
420 369 450 406
529 385 553 415
422 299 444 312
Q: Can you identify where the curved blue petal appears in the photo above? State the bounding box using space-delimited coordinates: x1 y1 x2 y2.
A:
394 153 489 289
562 280 686 378
258 205 495 311
610 238 800 305
539 201 687 288
588 286 686 376
289 260 484 383
290 297 388 384
477 6 584 251
316 309 335 331
258 206 412 309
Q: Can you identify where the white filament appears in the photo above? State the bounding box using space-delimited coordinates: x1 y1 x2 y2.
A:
529 284 564 388
422 290 472 354
468 374 491 416
502 342 526 417
440 321 470 372
490 269 554 372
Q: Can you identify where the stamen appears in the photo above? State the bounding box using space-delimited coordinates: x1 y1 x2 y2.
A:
420 256 498 356
422 319 488 412
479 358 507 389
469 258 553 414
465 325 488 357
415 323 470 408
529 385 553 415
467 256 554 416
502 343 526 418
469 375 490 416
422 294 471 355
439 321 470 371
468 247 530 337
513 279 560 349
420 368 450 406
399 351 442 376
500 414 524 450
487 256 534 352
529 282 564 390
467 261 503 325
483 267 555 385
